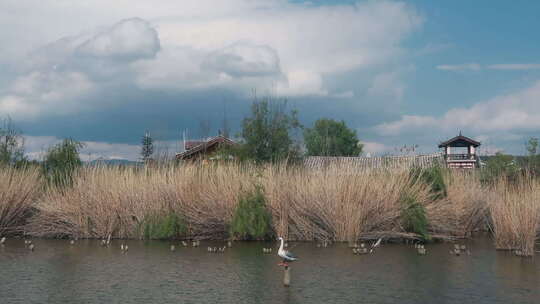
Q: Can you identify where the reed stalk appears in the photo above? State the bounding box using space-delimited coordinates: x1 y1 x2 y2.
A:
489 176 540 256
0 166 41 235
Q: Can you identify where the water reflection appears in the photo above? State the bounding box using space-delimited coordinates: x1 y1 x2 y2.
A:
0 238 538 304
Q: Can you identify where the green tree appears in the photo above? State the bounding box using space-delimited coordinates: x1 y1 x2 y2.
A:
239 96 301 163
43 138 84 187
230 186 273 240
481 152 520 184
0 117 26 166
304 118 363 156
525 137 538 156
141 131 154 162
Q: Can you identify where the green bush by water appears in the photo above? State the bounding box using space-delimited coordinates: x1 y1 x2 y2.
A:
141 213 186 239
410 166 447 200
401 194 431 241
230 185 273 240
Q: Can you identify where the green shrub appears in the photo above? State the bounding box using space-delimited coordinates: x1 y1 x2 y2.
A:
141 212 186 239
401 194 431 241
410 166 447 200
230 185 273 240
480 153 521 185
43 138 84 188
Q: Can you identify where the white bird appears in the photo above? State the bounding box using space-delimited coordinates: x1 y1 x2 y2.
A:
277 237 298 267
369 238 382 253
0 237 5 244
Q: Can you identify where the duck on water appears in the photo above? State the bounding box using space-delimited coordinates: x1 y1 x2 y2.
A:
277 237 298 267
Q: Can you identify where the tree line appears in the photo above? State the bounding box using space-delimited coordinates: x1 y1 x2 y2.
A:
141 96 364 163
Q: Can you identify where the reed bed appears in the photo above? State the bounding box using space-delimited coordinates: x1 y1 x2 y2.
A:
489 176 540 256
27 163 433 241
0 166 42 236
426 170 488 237
11 162 538 254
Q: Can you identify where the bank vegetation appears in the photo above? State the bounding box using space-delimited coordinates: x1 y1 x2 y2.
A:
1 163 539 256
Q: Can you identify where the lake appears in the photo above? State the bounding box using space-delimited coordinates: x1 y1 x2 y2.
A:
0 236 538 304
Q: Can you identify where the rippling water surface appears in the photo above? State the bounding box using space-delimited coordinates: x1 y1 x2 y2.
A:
1 237 538 304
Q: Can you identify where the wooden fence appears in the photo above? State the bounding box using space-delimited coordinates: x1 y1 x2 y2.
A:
304 153 444 170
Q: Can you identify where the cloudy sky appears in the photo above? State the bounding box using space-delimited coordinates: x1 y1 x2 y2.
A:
2 0 540 160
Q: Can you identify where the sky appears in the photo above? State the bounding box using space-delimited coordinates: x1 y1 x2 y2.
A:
1 0 540 160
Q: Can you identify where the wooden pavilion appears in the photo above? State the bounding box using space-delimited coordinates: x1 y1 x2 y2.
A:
438 133 481 169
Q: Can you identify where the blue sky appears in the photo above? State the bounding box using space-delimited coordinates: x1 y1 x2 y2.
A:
1 0 540 160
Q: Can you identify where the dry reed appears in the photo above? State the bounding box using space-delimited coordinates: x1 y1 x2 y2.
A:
426 170 488 238
489 176 540 256
0 166 42 235
28 163 433 242
21 162 540 253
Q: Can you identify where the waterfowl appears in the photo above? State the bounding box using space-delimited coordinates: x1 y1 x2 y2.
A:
100 239 107 246
170 245 176 252
277 237 298 267
0 237 5 244
227 241 232 248
70 240 75 245
369 238 382 253
28 243 35 251
182 241 188 247
417 244 427 255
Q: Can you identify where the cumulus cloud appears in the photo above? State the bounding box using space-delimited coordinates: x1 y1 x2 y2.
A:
0 0 421 123
76 18 160 61
202 41 281 78
375 80 540 141
1 71 94 120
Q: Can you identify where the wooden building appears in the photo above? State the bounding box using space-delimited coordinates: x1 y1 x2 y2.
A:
175 135 236 161
438 133 481 169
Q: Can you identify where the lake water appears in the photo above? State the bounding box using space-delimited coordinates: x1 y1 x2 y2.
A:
1 237 538 304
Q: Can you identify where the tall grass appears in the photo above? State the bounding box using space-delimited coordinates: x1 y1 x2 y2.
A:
489 176 540 256
0 166 41 235
426 170 488 238
17 162 539 253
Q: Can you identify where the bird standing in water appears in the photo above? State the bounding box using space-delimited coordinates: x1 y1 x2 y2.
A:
277 237 298 267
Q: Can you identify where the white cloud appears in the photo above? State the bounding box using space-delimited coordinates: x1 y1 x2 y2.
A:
436 63 481 71
0 71 94 120
487 64 540 70
363 141 389 154
23 135 143 161
202 41 281 78
437 63 540 72
0 0 421 121
76 18 160 60
375 80 540 138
